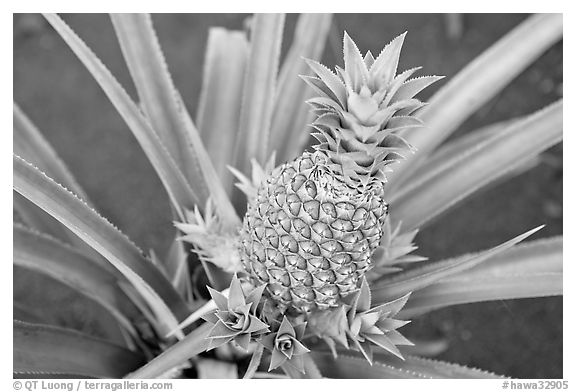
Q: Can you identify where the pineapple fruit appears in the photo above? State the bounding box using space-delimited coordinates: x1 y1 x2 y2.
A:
239 32 441 312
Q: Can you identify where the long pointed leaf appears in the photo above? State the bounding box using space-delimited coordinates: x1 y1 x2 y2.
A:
164 237 192 298
14 267 131 348
373 353 504 378
401 116 521 188
401 273 561 319
166 287 229 338
401 237 563 317
13 155 189 335
315 350 503 378
279 354 322 379
196 358 238 379
371 226 542 304
14 104 102 255
453 236 562 278
178 95 241 232
243 344 264 379
389 13 563 185
13 103 90 202
43 13 198 219
14 321 145 378
14 194 78 248
280 363 305 379
196 27 249 194
14 302 44 324
125 323 211 378
233 13 285 174
14 224 141 337
311 352 428 378
111 14 193 181
270 13 332 163
390 101 562 231
111 14 241 232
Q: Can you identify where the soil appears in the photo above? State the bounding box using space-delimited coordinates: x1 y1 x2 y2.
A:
13 13 562 378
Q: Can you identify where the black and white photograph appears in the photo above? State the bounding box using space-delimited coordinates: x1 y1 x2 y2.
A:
12 12 564 382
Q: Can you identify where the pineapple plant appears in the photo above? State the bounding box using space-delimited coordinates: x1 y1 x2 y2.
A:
239 32 441 312
13 13 562 379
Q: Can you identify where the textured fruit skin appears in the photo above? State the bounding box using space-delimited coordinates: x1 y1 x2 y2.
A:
240 151 388 312
239 32 440 313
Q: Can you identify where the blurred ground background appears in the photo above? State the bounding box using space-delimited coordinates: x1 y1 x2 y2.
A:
13 13 562 378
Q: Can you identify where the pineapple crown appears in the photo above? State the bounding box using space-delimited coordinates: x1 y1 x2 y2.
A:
303 32 443 191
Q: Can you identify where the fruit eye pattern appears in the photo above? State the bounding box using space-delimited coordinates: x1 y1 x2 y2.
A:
239 32 429 313
241 151 388 312
15 13 561 379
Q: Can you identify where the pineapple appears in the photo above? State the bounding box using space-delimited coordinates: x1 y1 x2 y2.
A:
239 32 441 312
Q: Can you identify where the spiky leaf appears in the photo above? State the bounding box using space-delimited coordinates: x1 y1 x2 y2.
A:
13 103 99 255
389 13 563 184
43 13 199 220
271 13 332 163
126 323 212 378
14 321 145 378
112 14 241 231
13 155 188 336
390 101 562 231
312 350 503 378
233 13 285 174
400 237 562 317
196 27 248 193
111 14 193 180
14 224 141 338
371 226 543 303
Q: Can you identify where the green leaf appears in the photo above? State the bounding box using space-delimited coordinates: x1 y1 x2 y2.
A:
390 101 562 231
402 273 561 319
14 268 130 348
111 14 241 232
14 194 79 250
125 323 211 378
14 321 145 378
374 353 504 379
13 302 45 324
270 13 333 163
166 287 228 338
243 344 264 379
400 338 449 357
311 352 426 378
164 237 193 300
389 13 563 185
196 358 238 379
280 363 303 379
371 226 543 304
43 13 198 220
400 116 521 187
177 96 242 232
13 103 90 202
313 350 504 378
233 13 285 174
453 236 562 277
253 372 289 379
111 14 196 184
400 237 562 317
14 223 141 339
279 354 322 379
13 155 189 336
302 354 323 378
196 27 249 194
14 104 101 255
